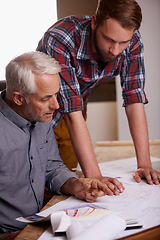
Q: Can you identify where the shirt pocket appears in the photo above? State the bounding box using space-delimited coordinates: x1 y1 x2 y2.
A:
36 140 49 171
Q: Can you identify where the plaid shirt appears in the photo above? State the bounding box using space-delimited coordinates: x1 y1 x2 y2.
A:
37 16 148 128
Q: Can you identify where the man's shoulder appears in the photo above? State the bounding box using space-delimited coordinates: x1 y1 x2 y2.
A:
48 15 92 34
132 30 142 43
124 30 143 56
56 15 91 24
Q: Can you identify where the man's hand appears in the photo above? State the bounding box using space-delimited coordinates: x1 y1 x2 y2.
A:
134 168 160 185
100 177 125 195
73 178 109 202
61 177 113 203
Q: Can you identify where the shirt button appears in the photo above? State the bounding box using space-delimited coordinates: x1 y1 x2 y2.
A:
32 179 34 183
30 156 33 160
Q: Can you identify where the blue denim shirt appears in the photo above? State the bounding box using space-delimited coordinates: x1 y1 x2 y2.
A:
0 91 78 233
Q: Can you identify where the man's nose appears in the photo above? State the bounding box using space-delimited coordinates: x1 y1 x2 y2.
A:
49 96 59 110
109 43 120 56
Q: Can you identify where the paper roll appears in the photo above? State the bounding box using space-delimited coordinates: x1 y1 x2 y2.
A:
50 211 71 233
66 214 126 240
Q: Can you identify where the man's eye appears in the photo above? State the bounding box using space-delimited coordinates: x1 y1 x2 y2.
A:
104 36 114 43
41 98 49 102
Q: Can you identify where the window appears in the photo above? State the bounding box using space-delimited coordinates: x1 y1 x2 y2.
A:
0 0 57 80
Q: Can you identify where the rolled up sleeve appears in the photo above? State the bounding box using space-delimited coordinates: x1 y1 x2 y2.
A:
45 125 78 194
120 31 148 107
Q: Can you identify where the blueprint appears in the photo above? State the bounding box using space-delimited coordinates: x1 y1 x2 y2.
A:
38 157 160 239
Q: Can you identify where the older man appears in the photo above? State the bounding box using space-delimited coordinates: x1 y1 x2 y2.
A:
0 51 120 236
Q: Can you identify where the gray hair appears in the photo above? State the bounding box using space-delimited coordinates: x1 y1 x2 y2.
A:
5 51 61 99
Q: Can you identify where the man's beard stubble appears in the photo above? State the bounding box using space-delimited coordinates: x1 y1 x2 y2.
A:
93 29 122 63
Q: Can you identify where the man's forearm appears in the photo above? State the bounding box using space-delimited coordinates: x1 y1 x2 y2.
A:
60 177 78 195
125 103 151 168
64 111 102 178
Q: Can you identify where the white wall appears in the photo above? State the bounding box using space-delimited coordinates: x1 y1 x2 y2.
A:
86 102 118 148
116 0 160 141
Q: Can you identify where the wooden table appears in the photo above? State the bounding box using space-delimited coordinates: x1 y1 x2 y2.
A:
15 140 160 240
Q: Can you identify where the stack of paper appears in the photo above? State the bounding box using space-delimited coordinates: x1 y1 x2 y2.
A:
16 207 126 240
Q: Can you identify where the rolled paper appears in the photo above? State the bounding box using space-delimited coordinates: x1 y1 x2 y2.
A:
66 214 126 240
50 211 71 233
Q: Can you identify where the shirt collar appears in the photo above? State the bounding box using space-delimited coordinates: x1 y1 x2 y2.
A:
0 90 33 130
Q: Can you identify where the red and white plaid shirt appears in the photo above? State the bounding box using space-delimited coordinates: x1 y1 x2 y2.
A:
37 15 148 128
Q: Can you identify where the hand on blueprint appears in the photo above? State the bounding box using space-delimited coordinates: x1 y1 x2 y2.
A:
60 177 111 202
134 167 160 185
100 177 125 195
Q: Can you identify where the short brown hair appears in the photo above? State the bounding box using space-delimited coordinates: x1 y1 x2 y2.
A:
96 0 142 30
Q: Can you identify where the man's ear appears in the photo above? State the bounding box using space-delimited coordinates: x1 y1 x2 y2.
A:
12 92 23 106
91 15 97 30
